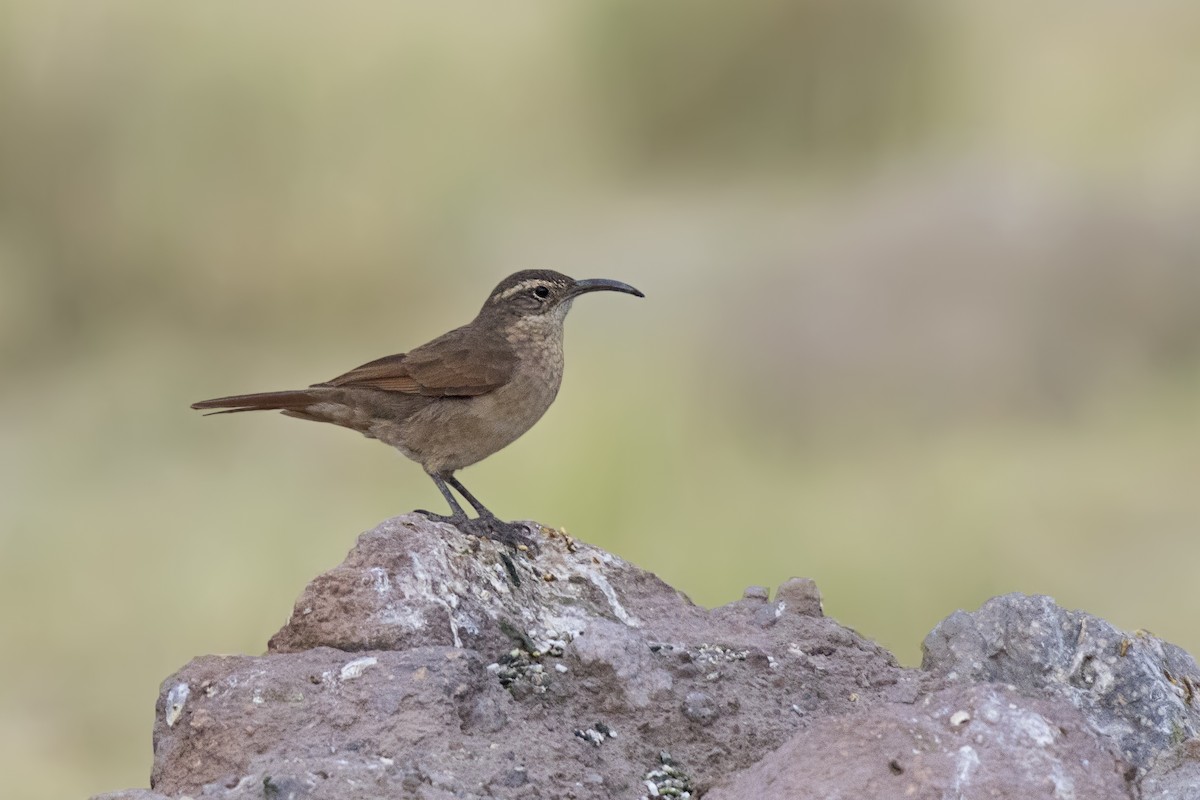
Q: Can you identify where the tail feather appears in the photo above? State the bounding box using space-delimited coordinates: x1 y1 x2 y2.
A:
191 390 319 415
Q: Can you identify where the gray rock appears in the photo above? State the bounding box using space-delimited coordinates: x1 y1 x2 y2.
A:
707 682 1133 800
741 585 770 602
922 592 1200 769
1141 740 1200 800
143 515 908 799
96 521 1200 800
681 690 718 725
267 516 694 656
774 576 824 617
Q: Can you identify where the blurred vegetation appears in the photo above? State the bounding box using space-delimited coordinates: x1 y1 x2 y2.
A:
1 2 1198 798
587 0 943 171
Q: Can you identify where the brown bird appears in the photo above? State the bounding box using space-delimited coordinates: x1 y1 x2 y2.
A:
192 269 643 547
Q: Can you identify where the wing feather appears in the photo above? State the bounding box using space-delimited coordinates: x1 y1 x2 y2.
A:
319 324 516 397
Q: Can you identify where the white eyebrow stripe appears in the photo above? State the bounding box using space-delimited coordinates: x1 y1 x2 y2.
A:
493 279 549 303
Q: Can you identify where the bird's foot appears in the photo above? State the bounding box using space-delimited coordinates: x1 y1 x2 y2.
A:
415 509 539 553
464 517 540 553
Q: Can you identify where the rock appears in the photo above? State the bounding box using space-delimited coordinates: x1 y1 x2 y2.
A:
266 516 693 655
741 585 770 602
922 592 1200 769
149 646 502 797
774 576 824 617
141 515 911 799
706 682 1133 800
681 690 718 725
1141 740 1200 800
95 518 1200 800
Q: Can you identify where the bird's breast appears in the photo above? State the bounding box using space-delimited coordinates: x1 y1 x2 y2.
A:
396 336 565 474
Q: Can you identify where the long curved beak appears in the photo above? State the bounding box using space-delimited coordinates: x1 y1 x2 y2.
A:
567 278 645 299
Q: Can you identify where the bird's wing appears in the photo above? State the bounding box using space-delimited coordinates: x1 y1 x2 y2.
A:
319 325 516 397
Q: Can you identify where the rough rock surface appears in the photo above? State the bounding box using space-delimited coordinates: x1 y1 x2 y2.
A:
95 515 1200 800
1140 740 1200 800
705 682 1131 800
922 592 1200 770
146 515 915 799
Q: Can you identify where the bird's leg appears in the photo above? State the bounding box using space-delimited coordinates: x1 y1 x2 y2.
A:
442 473 538 551
442 474 498 520
415 473 471 527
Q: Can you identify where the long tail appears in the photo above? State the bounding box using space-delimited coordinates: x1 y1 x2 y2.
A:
191 390 320 416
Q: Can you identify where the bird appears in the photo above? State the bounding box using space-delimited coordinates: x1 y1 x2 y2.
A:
191 269 643 547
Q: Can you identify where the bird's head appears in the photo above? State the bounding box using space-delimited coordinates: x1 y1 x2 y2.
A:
480 269 643 326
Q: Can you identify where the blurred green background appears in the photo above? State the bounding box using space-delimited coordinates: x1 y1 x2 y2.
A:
2 1 1199 796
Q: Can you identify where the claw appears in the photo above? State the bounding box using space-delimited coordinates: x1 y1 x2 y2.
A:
465 518 539 553
416 510 538 553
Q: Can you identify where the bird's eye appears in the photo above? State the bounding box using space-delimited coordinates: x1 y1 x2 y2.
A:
533 286 550 299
